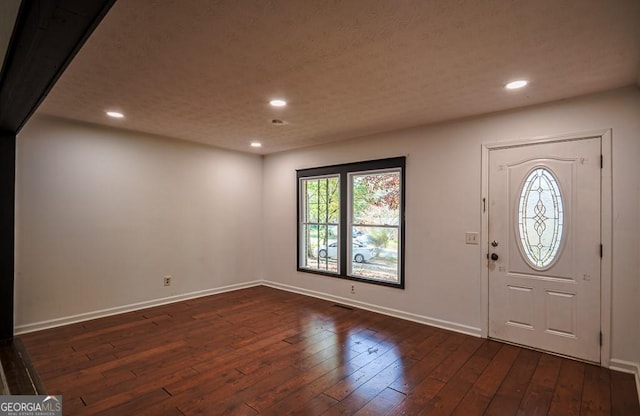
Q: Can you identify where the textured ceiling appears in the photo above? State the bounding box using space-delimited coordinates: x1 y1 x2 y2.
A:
37 0 640 154
0 0 21 75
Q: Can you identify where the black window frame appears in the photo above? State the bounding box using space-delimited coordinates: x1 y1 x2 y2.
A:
297 157 406 289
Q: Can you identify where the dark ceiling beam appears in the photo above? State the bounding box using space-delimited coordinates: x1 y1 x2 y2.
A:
0 132 15 340
0 0 116 133
0 0 115 340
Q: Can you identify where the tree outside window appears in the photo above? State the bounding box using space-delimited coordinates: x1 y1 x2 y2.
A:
299 175 340 273
350 170 401 282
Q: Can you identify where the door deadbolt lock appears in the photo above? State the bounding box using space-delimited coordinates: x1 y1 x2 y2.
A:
491 240 499 247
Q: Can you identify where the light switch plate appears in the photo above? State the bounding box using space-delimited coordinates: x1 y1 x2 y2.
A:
465 232 479 245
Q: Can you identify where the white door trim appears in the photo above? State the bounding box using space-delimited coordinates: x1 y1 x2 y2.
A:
480 129 612 366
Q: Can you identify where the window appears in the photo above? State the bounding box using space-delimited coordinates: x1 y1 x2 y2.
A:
517 167 564 269
297 157 405 288
299 175 340 273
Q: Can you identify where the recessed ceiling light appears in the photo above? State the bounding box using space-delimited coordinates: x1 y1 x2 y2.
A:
505 80 528 90
250 141 262 148
106 111 124 118
269 99 287 107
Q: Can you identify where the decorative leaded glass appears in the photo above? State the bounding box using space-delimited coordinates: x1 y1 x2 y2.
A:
518 167 564 269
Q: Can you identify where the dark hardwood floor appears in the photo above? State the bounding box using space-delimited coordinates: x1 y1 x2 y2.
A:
20 286 640 415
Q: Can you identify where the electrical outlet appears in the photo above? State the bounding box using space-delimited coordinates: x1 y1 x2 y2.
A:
350 284 355 294
164 276 172 287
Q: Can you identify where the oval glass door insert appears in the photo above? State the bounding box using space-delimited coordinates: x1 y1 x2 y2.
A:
517 167 564 269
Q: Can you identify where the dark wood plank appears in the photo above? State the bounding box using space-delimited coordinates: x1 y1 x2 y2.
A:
16 286 639 416
473 346 541 415
451 343 520 415
419 339 503 415
321 357 410 415
517 353 562 415
581 364 612 415
547 358 585 416
610 369 640 415
386 330 452 394
390 335 485 415
353 387 405 416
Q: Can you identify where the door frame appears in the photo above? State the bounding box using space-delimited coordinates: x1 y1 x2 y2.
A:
480 129 612 366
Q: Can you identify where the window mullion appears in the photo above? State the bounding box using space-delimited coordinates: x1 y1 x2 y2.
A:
324 178 329 270
316 179 322 269
339 171 348 275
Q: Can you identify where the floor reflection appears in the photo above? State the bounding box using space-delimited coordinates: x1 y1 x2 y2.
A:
294 305 407 407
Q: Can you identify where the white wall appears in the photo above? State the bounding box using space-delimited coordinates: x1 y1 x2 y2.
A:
262 87 640 368
15 116 264 330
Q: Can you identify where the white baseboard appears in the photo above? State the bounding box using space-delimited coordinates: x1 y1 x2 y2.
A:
609 358 640 404
14 280 263 334
262 280 482 337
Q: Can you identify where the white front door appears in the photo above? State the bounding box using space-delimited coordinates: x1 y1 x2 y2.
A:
488 137 601 362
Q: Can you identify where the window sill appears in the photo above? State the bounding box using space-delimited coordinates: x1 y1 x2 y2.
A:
297 267 404 289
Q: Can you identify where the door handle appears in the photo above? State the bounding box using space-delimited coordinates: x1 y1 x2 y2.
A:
490 253 499 261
